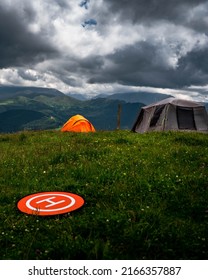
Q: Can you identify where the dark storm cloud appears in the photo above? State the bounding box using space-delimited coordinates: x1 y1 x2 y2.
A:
0 4 58 68
17 69 40 81
0 0 207 100
88 42 168 86
104 0 207 22
84 0 208 94
53 55 104 86
56 74 80 87
168 46 208 87
88 41 208 90
96 0 208 38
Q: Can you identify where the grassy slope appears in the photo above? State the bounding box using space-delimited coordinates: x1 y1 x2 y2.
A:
0 130 207 260
0 93 144 132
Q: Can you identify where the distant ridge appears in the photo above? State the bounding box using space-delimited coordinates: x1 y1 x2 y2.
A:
66 93 89 101
0 86 65 100
68 91 173 105
105 91 173 105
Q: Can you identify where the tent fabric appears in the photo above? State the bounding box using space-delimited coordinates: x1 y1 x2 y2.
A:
132 98 208 133
61 114 96 132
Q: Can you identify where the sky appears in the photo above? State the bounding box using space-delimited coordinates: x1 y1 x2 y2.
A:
0 0 208 101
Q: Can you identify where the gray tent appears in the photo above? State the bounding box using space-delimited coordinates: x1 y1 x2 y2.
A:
131 97 208 133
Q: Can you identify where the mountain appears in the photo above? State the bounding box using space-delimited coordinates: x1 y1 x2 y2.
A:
0 86 82 132
67 91 173 105
0 86 144 132
0 86 66 101
80 98 143 130
0 109 46 132
66 93 89 101
105 91 173 104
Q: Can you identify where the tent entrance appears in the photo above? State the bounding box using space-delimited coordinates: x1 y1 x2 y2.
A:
177 107 196 130
150 105 165 127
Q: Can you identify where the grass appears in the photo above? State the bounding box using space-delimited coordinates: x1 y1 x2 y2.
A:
0 129 207 260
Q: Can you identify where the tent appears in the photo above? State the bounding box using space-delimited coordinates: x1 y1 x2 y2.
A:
61 114 96 132
131 98 208 133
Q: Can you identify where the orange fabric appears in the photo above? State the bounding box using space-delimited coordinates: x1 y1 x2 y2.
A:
61 114 95 132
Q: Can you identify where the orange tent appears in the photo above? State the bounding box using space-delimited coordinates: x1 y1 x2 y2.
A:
61 114 96 132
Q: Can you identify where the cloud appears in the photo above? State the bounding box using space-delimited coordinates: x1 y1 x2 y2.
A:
0 2 58 68
0 0 207 101
87 23 208 88
104 0 207 24
17 69 41 82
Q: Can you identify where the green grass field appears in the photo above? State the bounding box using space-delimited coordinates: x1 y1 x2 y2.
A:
0 130 207 260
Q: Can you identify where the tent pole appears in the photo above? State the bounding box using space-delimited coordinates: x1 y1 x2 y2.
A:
117 103 122 130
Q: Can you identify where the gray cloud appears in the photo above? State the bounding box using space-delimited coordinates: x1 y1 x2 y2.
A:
50 55 104 87
56 0 70 9
170 46 208 87
0 4 58 68
17 69 41 81
0 0 207 101
88 40 208 90
104 0 207 23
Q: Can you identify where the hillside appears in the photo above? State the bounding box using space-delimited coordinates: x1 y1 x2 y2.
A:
0 86 65 100
0 130 207 260
0 88 82 132
81 98 143 130
103 91 173 104
0 109 46 132
0 86 144 132
67 91 173 104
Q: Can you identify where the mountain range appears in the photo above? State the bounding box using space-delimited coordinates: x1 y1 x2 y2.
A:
0 85 205 133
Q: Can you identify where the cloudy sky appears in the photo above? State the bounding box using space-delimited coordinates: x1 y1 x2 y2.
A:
0 0 208 101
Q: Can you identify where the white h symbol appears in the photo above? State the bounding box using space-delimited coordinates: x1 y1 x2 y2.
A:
36 196 65 208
